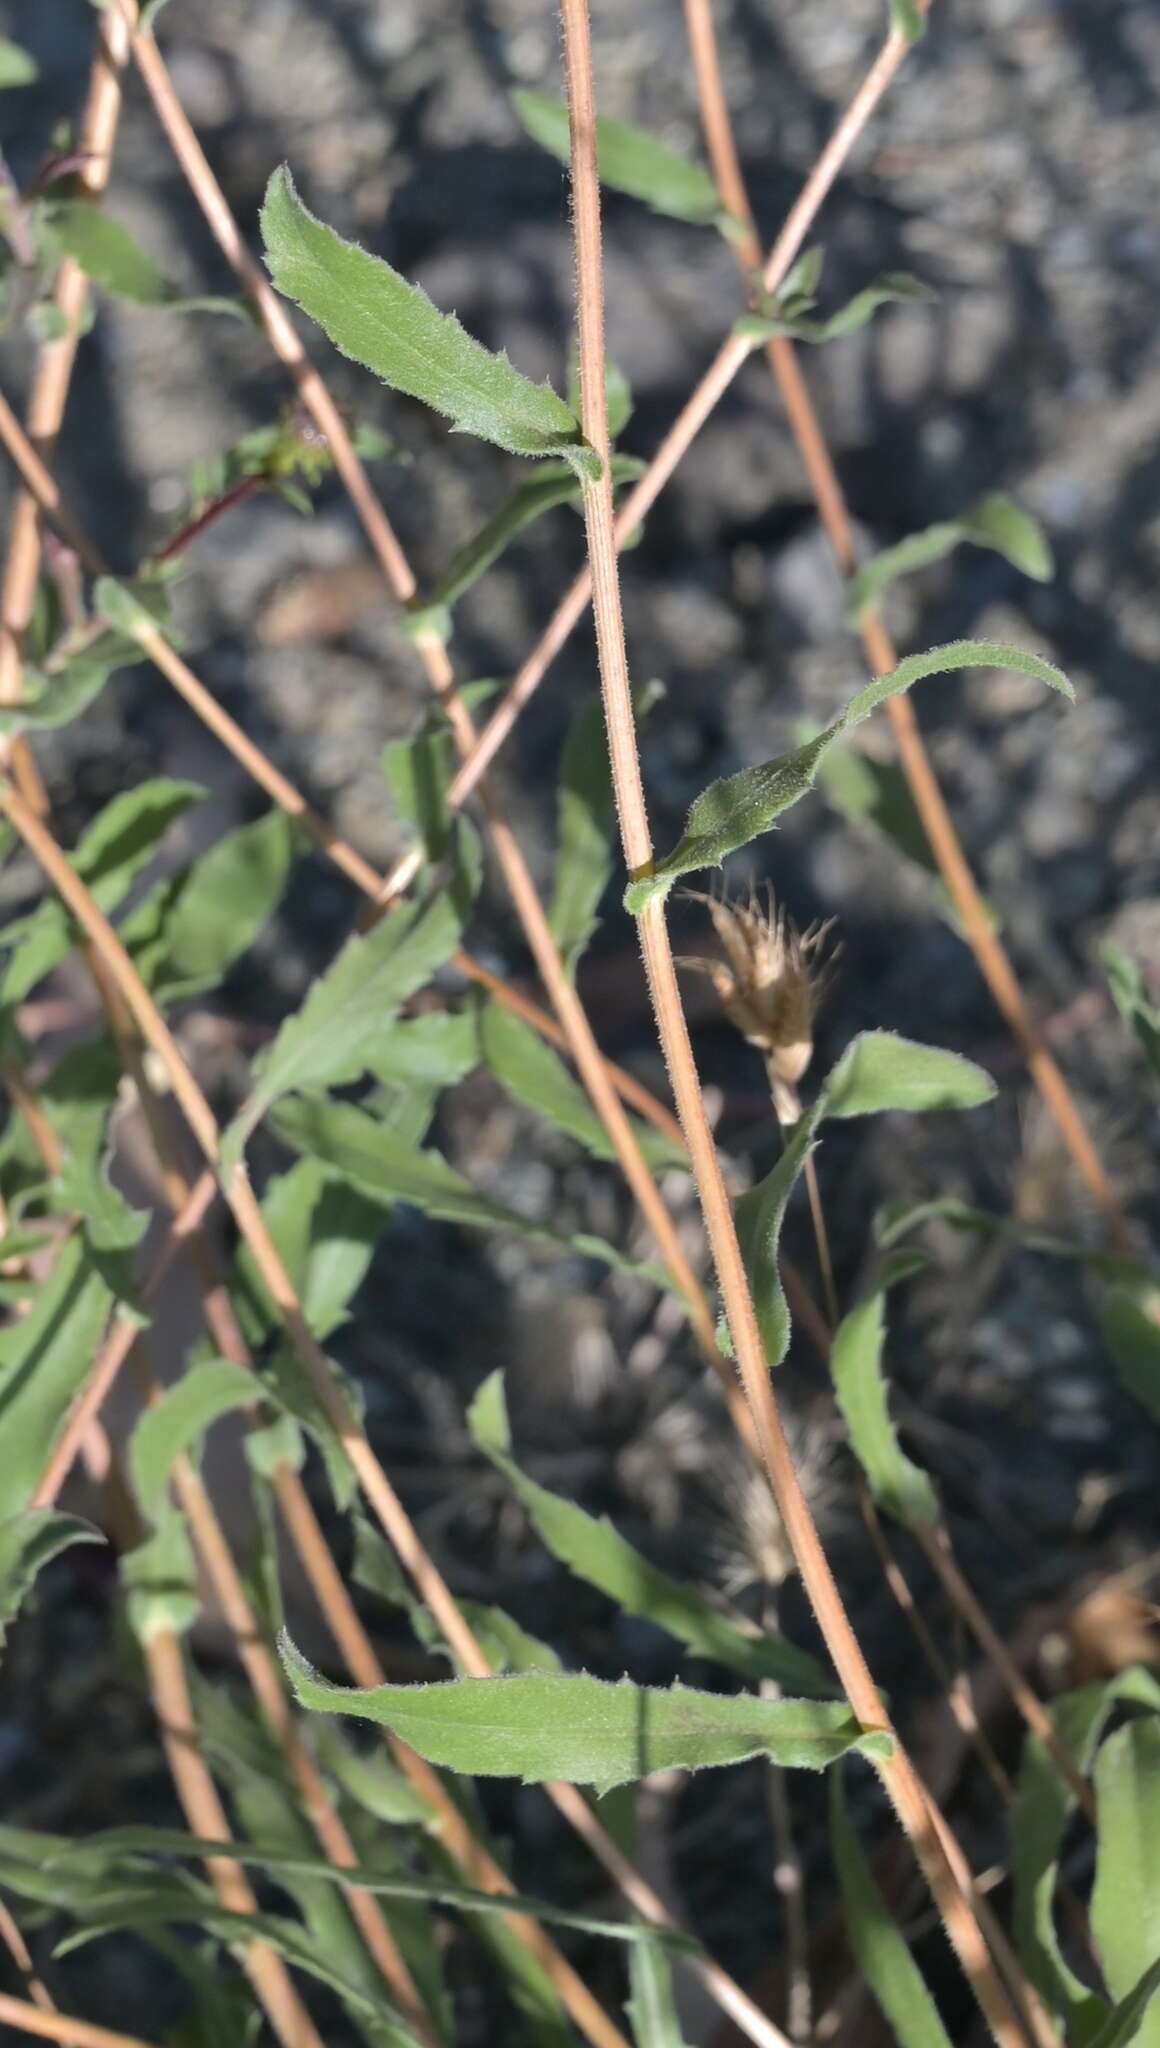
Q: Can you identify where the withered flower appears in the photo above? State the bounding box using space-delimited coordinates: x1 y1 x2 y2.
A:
680 884 836 1120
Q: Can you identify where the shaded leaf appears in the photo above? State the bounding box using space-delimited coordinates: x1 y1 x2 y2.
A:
548 694 617 976
814 741 1001 937
1105 948 1160 1088
831 1771 952 2048
129 1360 255 1524
223 882 466 1171
737 272 934 347
627 1931 693 2048
731 1100 824 1366
0 38 37 85
0 1510 103 1647
261 167 593 471
281 1634 888 1790
236 1156 390 1344
1091 1961 1160 2048
512 89 726 229
121 1505 201 1643
0 1232 114 1520
627 641 1071 912
122 808 295 1003
46 200 243 317
469 1372 833 1694
477 998 684 1171
847 493 1053 624
830 1293 939 1527
1103 1288 1160 1425
889 0 927 42
1091 1716 1160 2048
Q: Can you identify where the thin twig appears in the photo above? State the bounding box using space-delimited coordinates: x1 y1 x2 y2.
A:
557 7 1047 2045
0 1995 164 2048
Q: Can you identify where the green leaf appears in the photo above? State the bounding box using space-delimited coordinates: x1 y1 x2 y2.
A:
0 38 37 85
477 999 683 1172
0 1232 114 1520
281 1636 889 1790
627 1931 693 2047
261 167 594 472
0 640 134 735
129 1360 255 1525
1105 948 1160 1088
1102 1288 1160 1425
548 695 617 976
1091 1962 1160 2048
121 1504 201 1642
0 777 202 1006
222 881 466 1172
364 1010 478 1090
468 1372 833 1695
272 1095 670 1292
737 272 935 348
236 1156 390 1344
408 454 642 640
889 0 927 43
512 90 727 229
731 1101 824 1366
847 493 1053 624
627 640 1072 912
568 345 634 441
0 1511 103 1647
831 1772 952 2048
830 1293 939 1527
1092 1717 1160 2048
46 201 242 317
823 1030 996 1119
122 809 295 1003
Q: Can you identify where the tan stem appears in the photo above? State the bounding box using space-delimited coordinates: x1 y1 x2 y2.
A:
0 1997 163 2048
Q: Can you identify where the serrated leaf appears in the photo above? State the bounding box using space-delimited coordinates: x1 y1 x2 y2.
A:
831 1771 952 2048
408 454 642 639
847 493 1053 624
1103 1288 1160 1425
830 1293 939 1527
512 90 726 229
823 1030 996 1119
627 640 1072 912
477 999 684 1171
0 38 37 85
0 1510 103 1647
468 1372 833 1694
0 1232 114 1520
271 1094 672 1293
737 272 935 348
222 881 466 1172
129 1360 255 1525
45 202 243 317
281 1635 888 1789
261 166 593 471
1092 1718 1160 2048
122 808 295 1004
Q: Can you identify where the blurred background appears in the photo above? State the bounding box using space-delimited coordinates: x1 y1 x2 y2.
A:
1 0 1159 2039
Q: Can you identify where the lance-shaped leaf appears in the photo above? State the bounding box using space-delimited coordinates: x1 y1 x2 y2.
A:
261 166 595 472
1091 1716 1160 2048
1092 1963 1160 2048
512 89 728 229
847 493 1053 624
627 1932 694 2048
549 680 663 975
45 201 243 317
736 272 935 348
271 1095 674 1293
0 1233 114 1521
129 1359 256 1525
0 1511 103 1648
1102 1286 1160 1425
626 639 1072 913
830 1293 939 1528
122 808 295 1005
281 1634 889 1791
831 1772 952 2048
407 453 642 641
477 999 684 1172
121 1505 202 1644
222 880 465 1171
469 1373 833 1695
235 1156 390 1345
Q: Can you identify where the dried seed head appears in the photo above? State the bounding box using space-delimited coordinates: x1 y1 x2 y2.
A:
680 884 836 1104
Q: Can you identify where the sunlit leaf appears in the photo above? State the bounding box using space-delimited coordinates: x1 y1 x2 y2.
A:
281 1633 888 1790
477 998 683 1171
627 641 1072 912
512 89 727 229
235 1155 390 1344
627 1930 693 2047
121 1505 201 1643
261 166 594 472
1091 1716 1160 2048
469 1372 833 1694
129 1360 255 1525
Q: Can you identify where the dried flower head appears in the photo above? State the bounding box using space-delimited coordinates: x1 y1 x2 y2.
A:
680 884 836 1115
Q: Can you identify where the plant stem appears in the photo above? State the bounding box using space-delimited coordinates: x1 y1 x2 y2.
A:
557 5 1047 2043
0 1996 165 2048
